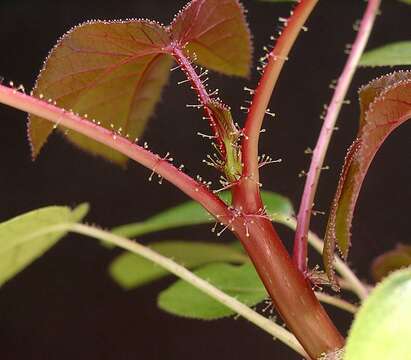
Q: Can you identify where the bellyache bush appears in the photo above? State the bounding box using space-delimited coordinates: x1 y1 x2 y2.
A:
0 0 410 359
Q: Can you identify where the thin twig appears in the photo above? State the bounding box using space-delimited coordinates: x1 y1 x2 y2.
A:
293 0 382 273
315 292 358 314
34 222 308 358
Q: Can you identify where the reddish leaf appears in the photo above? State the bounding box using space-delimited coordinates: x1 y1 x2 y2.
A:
170 0 252 77
324 71 411 285
371 244 411 283
29 20 172 164
28 0 253 164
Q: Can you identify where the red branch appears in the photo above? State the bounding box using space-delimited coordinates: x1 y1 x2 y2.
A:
293 0 381 273
0 84 232 223
240 0 318 211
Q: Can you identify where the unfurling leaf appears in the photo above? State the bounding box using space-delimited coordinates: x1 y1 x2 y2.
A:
324 71 411 285
109 240 248 289
157 263 267 320
171 0 252 77
0 203 88 286
29 0 252 164
360 41 411 67
344 268 411 360
371 244 411 282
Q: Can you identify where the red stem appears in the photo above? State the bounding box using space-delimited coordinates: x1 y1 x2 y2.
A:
0 84 232 222
240 0 318 212
293 0 381 273
0 83 345 358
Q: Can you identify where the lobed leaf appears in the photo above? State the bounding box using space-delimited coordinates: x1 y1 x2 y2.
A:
360 41 411 67
29 0 252 164
324 71 411 285
0 203 88 286
344 268 411 360
112 190 294 238
157 263 267 320
109 240 248 289
371 244 411 282
170 0 252 77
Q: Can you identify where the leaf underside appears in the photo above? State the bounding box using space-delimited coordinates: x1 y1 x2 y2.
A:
0 204 88 286
109 241 248 289
28 0 252 164
324 71 411 285
157 262 267 320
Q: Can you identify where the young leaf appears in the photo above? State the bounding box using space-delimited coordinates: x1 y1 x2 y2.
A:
109 240 248 289
157 263 267 320
28 0 253 164
29 20 172 164
360 41 411 67
0 203 88 286
371 244 411 282
344 268 411 360
170 0 252 77
112 190 294 238
324 71 411 285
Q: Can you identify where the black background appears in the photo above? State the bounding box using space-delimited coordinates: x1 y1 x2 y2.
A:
0 0 410 359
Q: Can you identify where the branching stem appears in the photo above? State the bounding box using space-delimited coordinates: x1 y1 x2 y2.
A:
35 222 308 358
293 0 381 273
0 84 232 224
241 0 318 196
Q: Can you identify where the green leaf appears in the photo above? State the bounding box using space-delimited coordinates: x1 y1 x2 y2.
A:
398 0 411 5
324 71 411 285
371 244 411 282
344 268 411 360
171 0 252 77
158 263 267 320
109 240 248 289
0 203 89 286
112 190 294 238
360 41 411 67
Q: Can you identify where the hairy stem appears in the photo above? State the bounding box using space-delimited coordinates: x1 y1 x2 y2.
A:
293 0 381 272
231 216 344 359
0 84 233 223
275 215 369 300
240 0 318 211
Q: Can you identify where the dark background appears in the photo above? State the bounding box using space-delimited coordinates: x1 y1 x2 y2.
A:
0 0 410 359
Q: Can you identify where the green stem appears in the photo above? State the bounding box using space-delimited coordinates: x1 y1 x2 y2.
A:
45 223 308 358
314 292 358 314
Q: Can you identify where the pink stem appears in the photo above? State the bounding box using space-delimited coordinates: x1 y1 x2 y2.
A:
0 84 232 222
241 0 318 197
293 0 381 273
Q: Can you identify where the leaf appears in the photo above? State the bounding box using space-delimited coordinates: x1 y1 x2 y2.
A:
29 20 172 165
109 240 248 289
324 71 411 285
344 268 411 360
371 244 411 282
29 0 253 164
171 0 252 77
0 203 89 286
398 0 411 5
112 190 294 237
157 263 267 320
360 41 411 67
